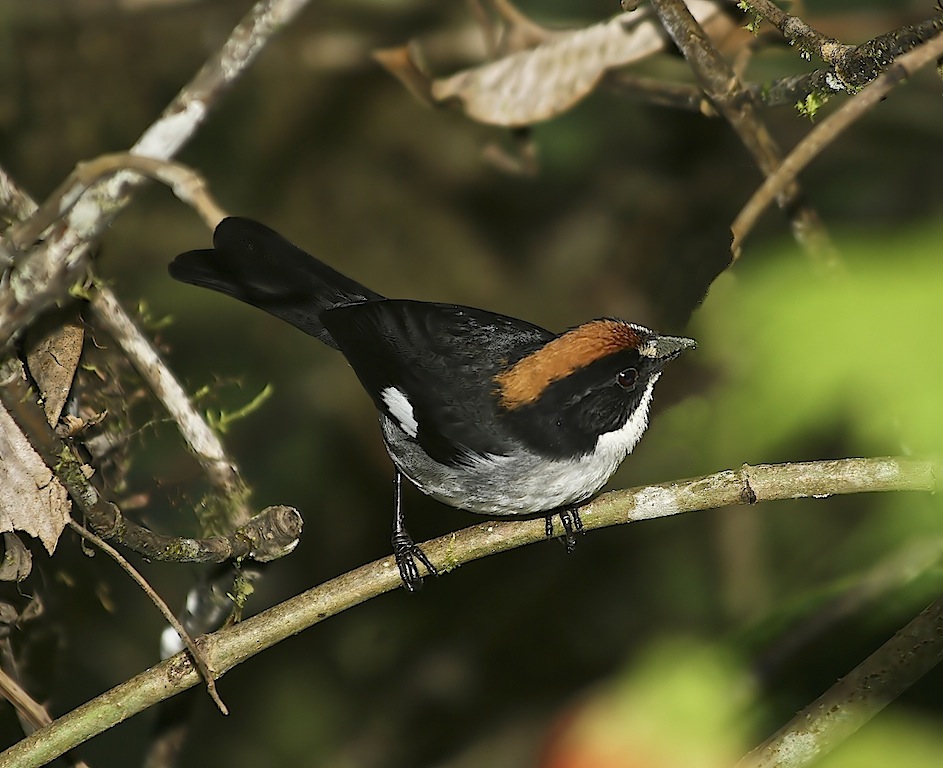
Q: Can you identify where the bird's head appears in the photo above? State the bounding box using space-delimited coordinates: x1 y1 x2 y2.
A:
493 320 696 458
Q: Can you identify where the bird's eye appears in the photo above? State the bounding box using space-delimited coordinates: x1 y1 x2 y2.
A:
616 368 638 390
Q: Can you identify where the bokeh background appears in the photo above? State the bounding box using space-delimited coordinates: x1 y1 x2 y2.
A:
2 1 943 766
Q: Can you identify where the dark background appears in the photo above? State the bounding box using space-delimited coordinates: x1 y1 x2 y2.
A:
2 1 943 766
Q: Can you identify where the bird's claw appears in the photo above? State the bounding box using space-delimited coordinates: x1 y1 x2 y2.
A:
392 530 438 592
545 507 584 553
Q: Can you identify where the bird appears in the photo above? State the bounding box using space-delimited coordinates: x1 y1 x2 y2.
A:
169 217 695 591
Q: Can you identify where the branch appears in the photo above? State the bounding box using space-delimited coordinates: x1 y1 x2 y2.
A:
0 668 91 768
0 154 268 544
740 1 943 90
88 282 253 533
648 0 837 265
0 0 313 350
0 667 50 733
605 71 712 112
739 0 850 64
7 153 227 252
0 359 302 564
731 29 943 253
66 518 228 715
0 167 37 228
738 594 943 768
0 456 933 768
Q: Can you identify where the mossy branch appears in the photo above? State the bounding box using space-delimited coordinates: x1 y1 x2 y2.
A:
0 361 302 565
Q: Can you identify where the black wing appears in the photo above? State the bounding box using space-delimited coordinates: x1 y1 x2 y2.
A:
320 300 555 465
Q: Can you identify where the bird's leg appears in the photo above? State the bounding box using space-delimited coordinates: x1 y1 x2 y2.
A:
545 506 584 553
391 469 438 591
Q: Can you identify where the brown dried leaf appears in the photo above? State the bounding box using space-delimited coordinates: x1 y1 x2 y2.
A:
430 1 725 127
0 404 69 555
0 533 32 582
25 321 84 426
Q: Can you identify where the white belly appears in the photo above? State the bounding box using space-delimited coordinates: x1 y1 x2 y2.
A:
380 376 658 515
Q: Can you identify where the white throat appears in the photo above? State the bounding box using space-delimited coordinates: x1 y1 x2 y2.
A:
595 372 660 460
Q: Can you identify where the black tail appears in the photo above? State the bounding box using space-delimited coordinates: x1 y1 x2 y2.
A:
169 217 384 350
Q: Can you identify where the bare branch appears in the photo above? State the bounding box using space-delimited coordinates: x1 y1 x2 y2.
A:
731 30 943 253
66 517 228 715
0 666 50 733
0 0 314 350
738 594 943 768
8 154 228 252
0 456 933 768
604 71 713 113
648 0 837 265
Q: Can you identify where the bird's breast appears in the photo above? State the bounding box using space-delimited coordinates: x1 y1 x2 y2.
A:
378 411 644 516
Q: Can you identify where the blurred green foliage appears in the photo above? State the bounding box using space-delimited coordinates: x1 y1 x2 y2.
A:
696 224 943 463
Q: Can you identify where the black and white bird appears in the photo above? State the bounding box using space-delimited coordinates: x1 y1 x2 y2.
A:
170 217 695 590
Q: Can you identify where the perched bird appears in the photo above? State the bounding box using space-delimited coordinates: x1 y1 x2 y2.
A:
170 217 695 591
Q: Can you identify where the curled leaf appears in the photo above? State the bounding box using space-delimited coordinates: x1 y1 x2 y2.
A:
0 533 32 582
429 1 726 126
25 321 84 427
0 404 69 555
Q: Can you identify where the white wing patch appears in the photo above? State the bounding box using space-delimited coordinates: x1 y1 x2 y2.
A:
381 386 419 438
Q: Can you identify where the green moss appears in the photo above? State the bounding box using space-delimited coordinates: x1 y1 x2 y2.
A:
796 90 830 119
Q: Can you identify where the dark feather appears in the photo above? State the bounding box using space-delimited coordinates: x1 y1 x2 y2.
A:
321 300 554 464
169 217 382 349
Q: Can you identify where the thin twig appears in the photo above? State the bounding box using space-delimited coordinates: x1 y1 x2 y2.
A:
9 154 228 252
0 0 314 350
731 29 943 254
88 284 252 532
0 456 934 768
604 71 713 113
0 666 50 732
0 358 302 563
66 517 228 715
649 0 838 266
0 667 91 768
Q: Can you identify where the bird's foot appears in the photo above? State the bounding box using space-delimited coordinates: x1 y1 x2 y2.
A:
391 530 438 592
545 507 584 553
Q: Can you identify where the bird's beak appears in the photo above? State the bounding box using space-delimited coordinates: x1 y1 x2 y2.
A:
639 334 697 362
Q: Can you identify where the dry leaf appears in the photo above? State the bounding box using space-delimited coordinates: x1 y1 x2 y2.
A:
429 1 724 126
0 533 32 582
25 321 84 426
0 403 69 555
